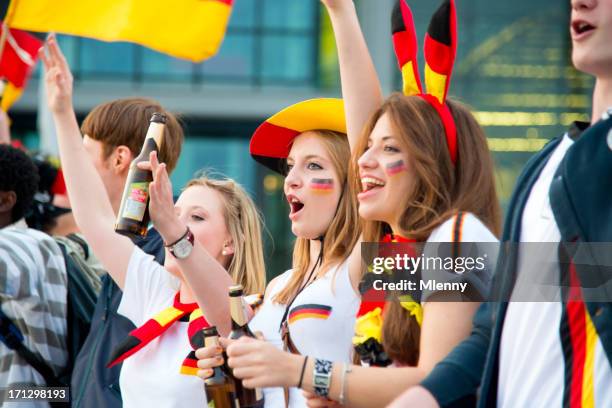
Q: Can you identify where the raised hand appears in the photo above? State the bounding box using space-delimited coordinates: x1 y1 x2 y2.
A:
39 34 74 115
137 151 182 243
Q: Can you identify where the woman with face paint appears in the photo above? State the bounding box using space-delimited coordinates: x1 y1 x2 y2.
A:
198 1 501 408
196 98 362 407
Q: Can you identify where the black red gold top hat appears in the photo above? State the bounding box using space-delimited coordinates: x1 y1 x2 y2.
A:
392 0 458 164
250 98 346 173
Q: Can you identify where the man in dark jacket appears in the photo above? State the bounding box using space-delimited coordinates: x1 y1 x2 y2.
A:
389 0 612 406
69 99 183 408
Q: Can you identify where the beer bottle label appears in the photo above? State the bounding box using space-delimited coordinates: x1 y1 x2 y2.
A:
122 182 149 221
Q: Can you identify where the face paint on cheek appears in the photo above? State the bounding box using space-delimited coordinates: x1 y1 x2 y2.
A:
386 160 407 176
309 178 334 194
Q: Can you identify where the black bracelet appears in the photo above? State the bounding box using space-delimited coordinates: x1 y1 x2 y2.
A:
297 356 309 389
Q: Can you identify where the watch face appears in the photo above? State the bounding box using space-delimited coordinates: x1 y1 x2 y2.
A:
173 239 193 259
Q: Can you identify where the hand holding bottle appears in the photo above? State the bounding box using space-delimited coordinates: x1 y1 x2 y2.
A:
196 337 234 380
136 151 184 244
225 336 303 389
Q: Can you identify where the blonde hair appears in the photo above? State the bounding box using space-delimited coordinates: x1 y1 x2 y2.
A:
274 130 361 304
186 174 266 295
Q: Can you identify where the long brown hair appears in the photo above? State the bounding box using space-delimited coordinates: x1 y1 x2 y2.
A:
353 94 501 365
274 130 361 304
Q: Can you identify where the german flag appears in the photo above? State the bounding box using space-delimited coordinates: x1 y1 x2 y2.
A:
423 0 457 105
560 259 598 408
310 178 334 194
288 304 331 324
390 0 458 164
250 98 346 174
6 0 233 62
180 309 210 376
391 0 422 96
0 22 42 111
108 293 209 369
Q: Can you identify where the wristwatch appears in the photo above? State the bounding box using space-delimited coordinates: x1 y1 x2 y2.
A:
165 227 194 259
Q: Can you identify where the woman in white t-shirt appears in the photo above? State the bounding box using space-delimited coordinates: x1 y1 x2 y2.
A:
209 2 502 407
42 38 266 407
197 98 363 408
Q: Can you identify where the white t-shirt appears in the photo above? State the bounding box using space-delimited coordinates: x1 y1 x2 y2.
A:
248 259 359 408
421 212 499 303
118 246 207 408
498 134 612 407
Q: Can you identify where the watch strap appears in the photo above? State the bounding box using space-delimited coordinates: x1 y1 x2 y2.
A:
166 227 194 258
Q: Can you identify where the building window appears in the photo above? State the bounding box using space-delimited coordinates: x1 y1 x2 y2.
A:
60 0 322 88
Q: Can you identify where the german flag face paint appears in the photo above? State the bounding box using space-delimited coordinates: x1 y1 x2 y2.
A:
385 160 407 177
288 304 332 324
309 178 334 194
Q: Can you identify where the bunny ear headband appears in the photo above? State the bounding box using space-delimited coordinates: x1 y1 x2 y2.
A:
391 0 458 164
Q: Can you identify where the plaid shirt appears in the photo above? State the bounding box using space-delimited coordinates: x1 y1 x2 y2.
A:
0 222 68 396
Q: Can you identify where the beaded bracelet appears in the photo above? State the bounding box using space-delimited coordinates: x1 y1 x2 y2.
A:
313 358 333 397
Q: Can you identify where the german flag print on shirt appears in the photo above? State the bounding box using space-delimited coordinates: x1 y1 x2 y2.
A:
288 304 332 325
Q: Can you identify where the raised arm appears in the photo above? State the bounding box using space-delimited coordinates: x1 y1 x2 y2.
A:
321 0 383 151
41 35 134 288
140 152 234 335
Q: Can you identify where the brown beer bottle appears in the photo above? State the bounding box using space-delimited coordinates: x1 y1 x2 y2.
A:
203 326 239 408
227 285 264 408
114 113 166 238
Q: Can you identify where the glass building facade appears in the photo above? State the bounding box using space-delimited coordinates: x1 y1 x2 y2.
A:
9 0 594 280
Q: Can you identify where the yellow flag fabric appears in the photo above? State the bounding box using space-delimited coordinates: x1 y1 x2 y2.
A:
6 0 233 62
1 82 23 111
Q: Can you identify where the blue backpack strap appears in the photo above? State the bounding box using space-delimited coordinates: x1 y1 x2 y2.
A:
0 306 61 387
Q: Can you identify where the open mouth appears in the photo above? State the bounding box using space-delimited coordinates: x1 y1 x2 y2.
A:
572 20 595 36
288 196 305 215
360 177 385 193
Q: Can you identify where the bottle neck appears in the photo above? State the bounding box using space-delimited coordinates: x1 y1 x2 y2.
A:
229 295 247 328
144 121 165 150
204 334 219 348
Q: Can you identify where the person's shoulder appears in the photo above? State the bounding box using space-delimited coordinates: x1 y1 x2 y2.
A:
1 226 63 256
263 269 293 299
429 213 497 243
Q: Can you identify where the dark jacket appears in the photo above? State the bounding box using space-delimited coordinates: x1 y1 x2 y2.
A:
421 115 612 407
71 228 165 408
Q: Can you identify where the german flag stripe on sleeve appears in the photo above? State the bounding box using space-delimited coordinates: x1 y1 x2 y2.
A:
288 304 332 324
